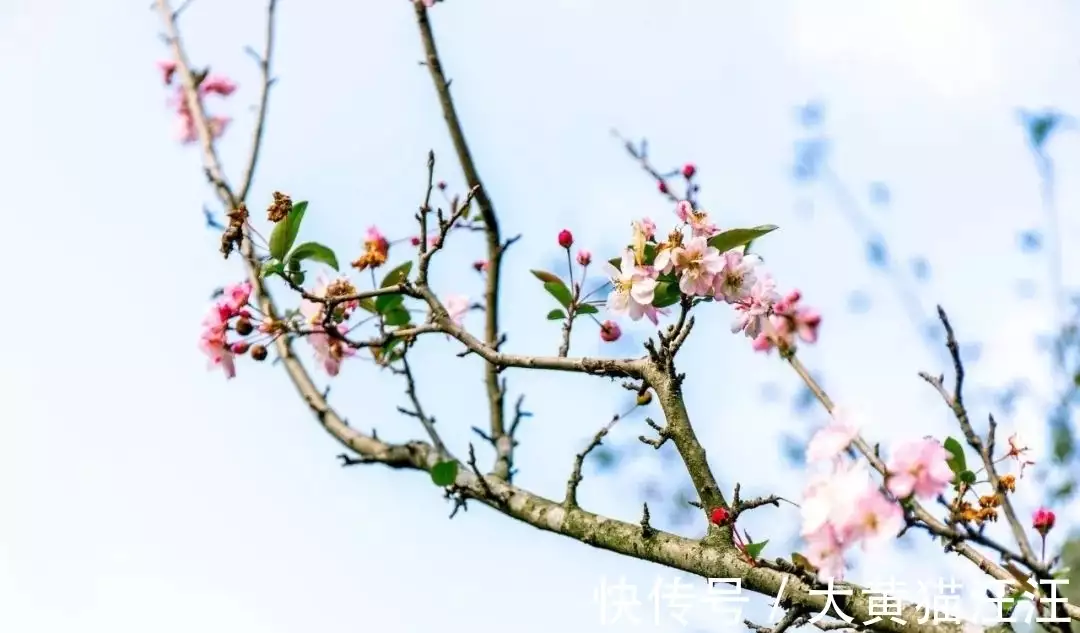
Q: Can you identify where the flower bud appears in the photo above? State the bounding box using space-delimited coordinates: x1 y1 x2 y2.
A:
230 342 249 354
251 344 268 361
437 181 447 190
234 318 254 336
576 250 592 266
558 229 573 249
1033 507 1055 536
410 236 421 246
636 391 653 406
599 320 621 342
658 181 668 194
709 507 730 526
681 163 696 179
473 260 489 272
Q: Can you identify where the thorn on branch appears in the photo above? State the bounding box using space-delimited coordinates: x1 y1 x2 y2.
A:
337 453 373 467
640 502 655 538
468 443 497 500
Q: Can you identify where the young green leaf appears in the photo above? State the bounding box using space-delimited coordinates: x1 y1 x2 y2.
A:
430 460 459 487
744 540 769 559
547 309 567 320
261 259 285 278
383 307 411 326
288 241 339 271
943 437 967 474
358 298 377 313
652 282 682 308
575 303 599 315
268 200 308 260
707 225 778 254
543 280 573 308
375 293 405 314
530 269 562 284
959 470 976 485
380 261 413 288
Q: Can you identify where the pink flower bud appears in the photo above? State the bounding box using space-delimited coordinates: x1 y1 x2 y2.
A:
709 507 730 525
1033 507 1055 535
473 260 489 272
410 236 421 246
658 181 668 194
230 342 249 354
558 229 573 249
157 60 178 85
437 181 447 190
682 163 696 179
599 320 621 342
576 250 592 266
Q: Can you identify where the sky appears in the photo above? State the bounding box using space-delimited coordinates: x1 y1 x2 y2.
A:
2 1 1080 631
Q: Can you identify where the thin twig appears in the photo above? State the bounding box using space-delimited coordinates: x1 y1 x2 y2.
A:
565 414 620 508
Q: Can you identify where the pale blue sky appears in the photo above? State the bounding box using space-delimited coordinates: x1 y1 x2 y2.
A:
3 1 1080 631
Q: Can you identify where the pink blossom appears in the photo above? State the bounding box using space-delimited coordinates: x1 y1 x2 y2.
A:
223 281 252 313
714 251 761 303
199 75 237 97
157 60 177 85
800 460 872 537
198 304 235 379
632 217 657 240
209 116 230 139
806 408 860 464
674 200 718 237
444 294 469 325
175 113 198 144
844 488 904 548
885 438 954 499
670 236 724 296
730 272 779 339
803 524 846 581
749 332 774 353
603 249 660 324
774 289 822 344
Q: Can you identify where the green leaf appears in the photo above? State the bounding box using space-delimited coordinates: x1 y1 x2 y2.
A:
383 307 411 326
358 298 377 313
375 293 405 314
575 303 599 315
289 271 306 286
430 460 459 487
380 261 413 288
707 225 778 254
288 241 339 271
530 269 562 284
547 309 567 320
652 281 682 308
959 470 976 485
744 540 769 559
268 200 308 260
261 259 284 278
543 280 573 308
943 437 967 474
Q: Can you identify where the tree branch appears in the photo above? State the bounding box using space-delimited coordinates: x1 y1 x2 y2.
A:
414 2 511 480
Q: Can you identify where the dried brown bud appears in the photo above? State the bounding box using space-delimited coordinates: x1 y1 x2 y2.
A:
267 191 292 223
998 474 1016 493
250 344 268 361
636 391 653 406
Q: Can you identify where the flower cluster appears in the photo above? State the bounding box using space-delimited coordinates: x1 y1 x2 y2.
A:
597 199 820 352
157 60 236 144
799 410 954 580
198 281 272 378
